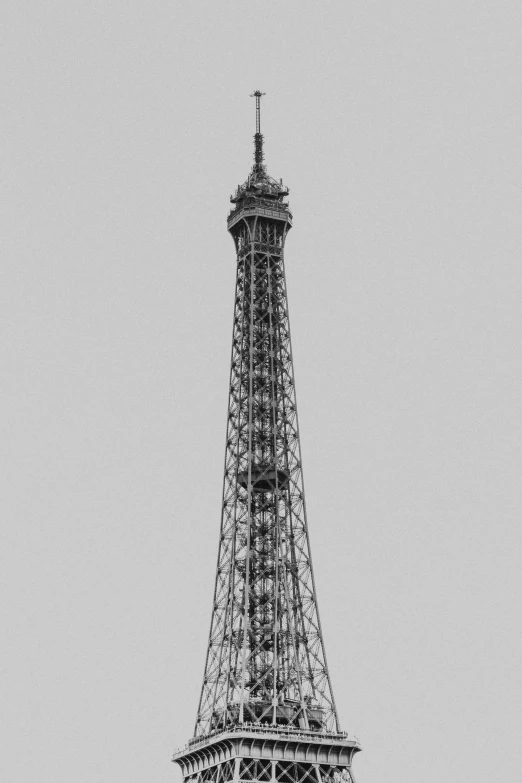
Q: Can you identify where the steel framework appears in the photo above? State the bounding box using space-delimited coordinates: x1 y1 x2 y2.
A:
174 93 360 783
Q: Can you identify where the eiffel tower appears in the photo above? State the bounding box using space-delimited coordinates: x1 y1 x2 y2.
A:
173 92 361 783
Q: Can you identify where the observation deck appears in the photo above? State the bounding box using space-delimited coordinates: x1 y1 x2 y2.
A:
227 199 293 232
173 723 361 773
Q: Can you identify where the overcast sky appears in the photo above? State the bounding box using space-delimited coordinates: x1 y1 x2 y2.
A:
1 2 521 782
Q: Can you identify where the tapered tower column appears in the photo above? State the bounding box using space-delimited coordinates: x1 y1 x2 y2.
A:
174 93 361 783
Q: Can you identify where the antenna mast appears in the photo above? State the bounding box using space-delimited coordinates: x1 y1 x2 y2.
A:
250 90 266 170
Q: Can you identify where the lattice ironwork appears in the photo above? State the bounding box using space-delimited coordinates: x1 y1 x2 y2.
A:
173 92 361 783
181 759 355 783
194 95 338 739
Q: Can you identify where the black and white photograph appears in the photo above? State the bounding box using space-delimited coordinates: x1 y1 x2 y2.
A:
1 3 520 782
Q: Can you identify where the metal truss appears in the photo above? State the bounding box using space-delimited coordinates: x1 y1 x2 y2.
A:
184 759 355 783
194 124 339 740
174 94 361 783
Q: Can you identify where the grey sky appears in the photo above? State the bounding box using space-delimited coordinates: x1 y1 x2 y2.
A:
1 2 521 782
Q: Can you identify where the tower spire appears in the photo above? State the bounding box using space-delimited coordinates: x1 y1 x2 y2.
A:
250 90 266 170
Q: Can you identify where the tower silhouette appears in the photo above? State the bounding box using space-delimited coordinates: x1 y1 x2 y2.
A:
174 93 361 783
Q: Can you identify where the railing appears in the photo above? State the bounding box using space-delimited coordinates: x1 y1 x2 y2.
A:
173 723 360 757
228 206 293 227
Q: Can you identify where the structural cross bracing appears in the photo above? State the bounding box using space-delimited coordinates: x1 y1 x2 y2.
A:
173 93 361 783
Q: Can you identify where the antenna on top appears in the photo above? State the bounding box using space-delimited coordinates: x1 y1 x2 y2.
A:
250 90 266 170
251 90 265 134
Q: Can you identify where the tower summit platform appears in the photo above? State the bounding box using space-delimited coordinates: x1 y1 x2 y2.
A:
227 91 292 232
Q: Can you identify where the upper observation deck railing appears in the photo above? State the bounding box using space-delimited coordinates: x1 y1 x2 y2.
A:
227 204 293 230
